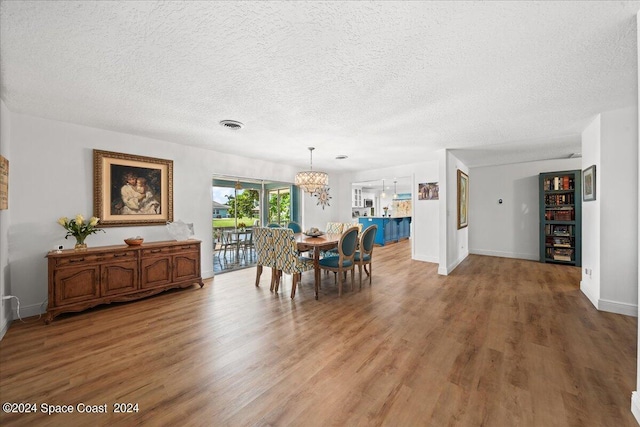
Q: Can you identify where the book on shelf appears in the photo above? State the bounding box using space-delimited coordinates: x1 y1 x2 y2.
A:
552 248 573 261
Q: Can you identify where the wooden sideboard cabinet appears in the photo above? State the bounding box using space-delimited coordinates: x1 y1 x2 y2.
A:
46 240 204 323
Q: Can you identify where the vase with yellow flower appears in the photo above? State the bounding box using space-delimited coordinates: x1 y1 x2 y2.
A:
57 214 105 250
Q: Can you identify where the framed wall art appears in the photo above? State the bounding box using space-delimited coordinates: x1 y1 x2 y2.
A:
314 186 332 210
94 150 173 227
583 165 596 201
418 182 439 200
457 170 468 229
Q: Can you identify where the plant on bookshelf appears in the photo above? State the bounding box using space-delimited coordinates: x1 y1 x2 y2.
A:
539 170 582 267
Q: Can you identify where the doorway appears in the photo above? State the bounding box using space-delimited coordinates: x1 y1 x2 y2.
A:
212 176 299 274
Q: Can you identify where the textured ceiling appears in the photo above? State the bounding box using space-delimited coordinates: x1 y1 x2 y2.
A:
1 1 638 171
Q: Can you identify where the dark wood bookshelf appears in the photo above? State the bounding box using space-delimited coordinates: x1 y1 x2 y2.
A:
539 170 582 267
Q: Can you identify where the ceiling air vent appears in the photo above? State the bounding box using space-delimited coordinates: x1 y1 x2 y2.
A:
219 120 244 130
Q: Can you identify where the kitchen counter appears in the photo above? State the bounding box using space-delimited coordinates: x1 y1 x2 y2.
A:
358 216 411 246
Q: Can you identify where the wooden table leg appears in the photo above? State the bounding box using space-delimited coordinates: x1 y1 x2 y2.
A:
314 247 321 300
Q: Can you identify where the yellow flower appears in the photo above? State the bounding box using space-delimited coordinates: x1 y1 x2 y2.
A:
75 214 84 225
57 217 68 226
89 217 99 226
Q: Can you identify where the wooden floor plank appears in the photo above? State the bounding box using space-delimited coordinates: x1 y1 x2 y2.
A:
0 240 637 426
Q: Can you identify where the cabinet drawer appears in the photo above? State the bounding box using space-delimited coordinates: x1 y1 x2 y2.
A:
55 251 136 266
142 247 173 257
142 244 199 257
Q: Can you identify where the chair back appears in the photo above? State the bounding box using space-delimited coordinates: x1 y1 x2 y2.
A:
360 225 377 255
338 226 359 261
287 221 302 233
351 222 364 235
267 223 281 228
253 227 276 268
272 227 307 273
326 222 344 234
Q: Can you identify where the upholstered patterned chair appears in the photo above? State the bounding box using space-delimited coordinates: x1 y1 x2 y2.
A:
271 227 314 299
253 227 279 291
318 226 359 296
354 225 377 288
325 222 344 235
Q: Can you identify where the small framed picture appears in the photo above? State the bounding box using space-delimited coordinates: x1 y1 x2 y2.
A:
583 165 596 202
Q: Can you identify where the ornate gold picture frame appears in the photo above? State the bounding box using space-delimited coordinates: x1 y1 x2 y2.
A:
457 170 468 229
94 150 173 227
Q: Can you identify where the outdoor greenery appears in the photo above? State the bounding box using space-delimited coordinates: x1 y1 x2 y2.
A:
211 186 292 230
212 217 254 228
269 191 290 224
226 189 259 218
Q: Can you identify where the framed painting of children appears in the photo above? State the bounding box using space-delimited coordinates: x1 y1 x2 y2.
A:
93 150 173 227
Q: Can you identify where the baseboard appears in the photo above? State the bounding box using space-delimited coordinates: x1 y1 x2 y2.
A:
580 280 599 310
598 298 638 317
10 300 46 320
0 318 9 341
631 391 640 424
412 253 438 264
469 249 538 261
438 251 468 276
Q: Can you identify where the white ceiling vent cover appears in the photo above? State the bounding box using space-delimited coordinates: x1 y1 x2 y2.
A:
219 120 244 130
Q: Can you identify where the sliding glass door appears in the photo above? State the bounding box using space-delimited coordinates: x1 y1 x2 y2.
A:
267 187 291 227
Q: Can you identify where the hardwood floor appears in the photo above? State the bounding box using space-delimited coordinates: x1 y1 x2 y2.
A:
0 240 637 426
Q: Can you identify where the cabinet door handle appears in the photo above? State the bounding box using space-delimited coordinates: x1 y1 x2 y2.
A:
114 253 127 257
69 258 85 263
181 246 192 249
150 249 162 253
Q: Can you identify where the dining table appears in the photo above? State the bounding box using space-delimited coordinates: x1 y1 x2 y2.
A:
294 232 341 299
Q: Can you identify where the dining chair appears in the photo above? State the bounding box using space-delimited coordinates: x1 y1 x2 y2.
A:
318 226 359 296
221 230 240 262
325 222 344 235
267 223 281 228
271 227 314 299
287 221 302 233
239 229 254 261
354 225 377 288
213 228 224 260
253 227 279 291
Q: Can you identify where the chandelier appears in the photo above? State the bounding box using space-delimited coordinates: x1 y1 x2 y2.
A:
295 147 329 194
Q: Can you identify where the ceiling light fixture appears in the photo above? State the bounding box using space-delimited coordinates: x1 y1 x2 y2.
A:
381 179 386 198
219 120 244 130
295 147 329 194
393 179 398 199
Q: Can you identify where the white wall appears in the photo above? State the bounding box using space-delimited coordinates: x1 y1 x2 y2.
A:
5 111 300 319
0 100 11 338
599 106 638 313
470 158 582 261
631 12 640 423
580 106 638 317
412 160 440 263
581 115 602 307
441 150 468 274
